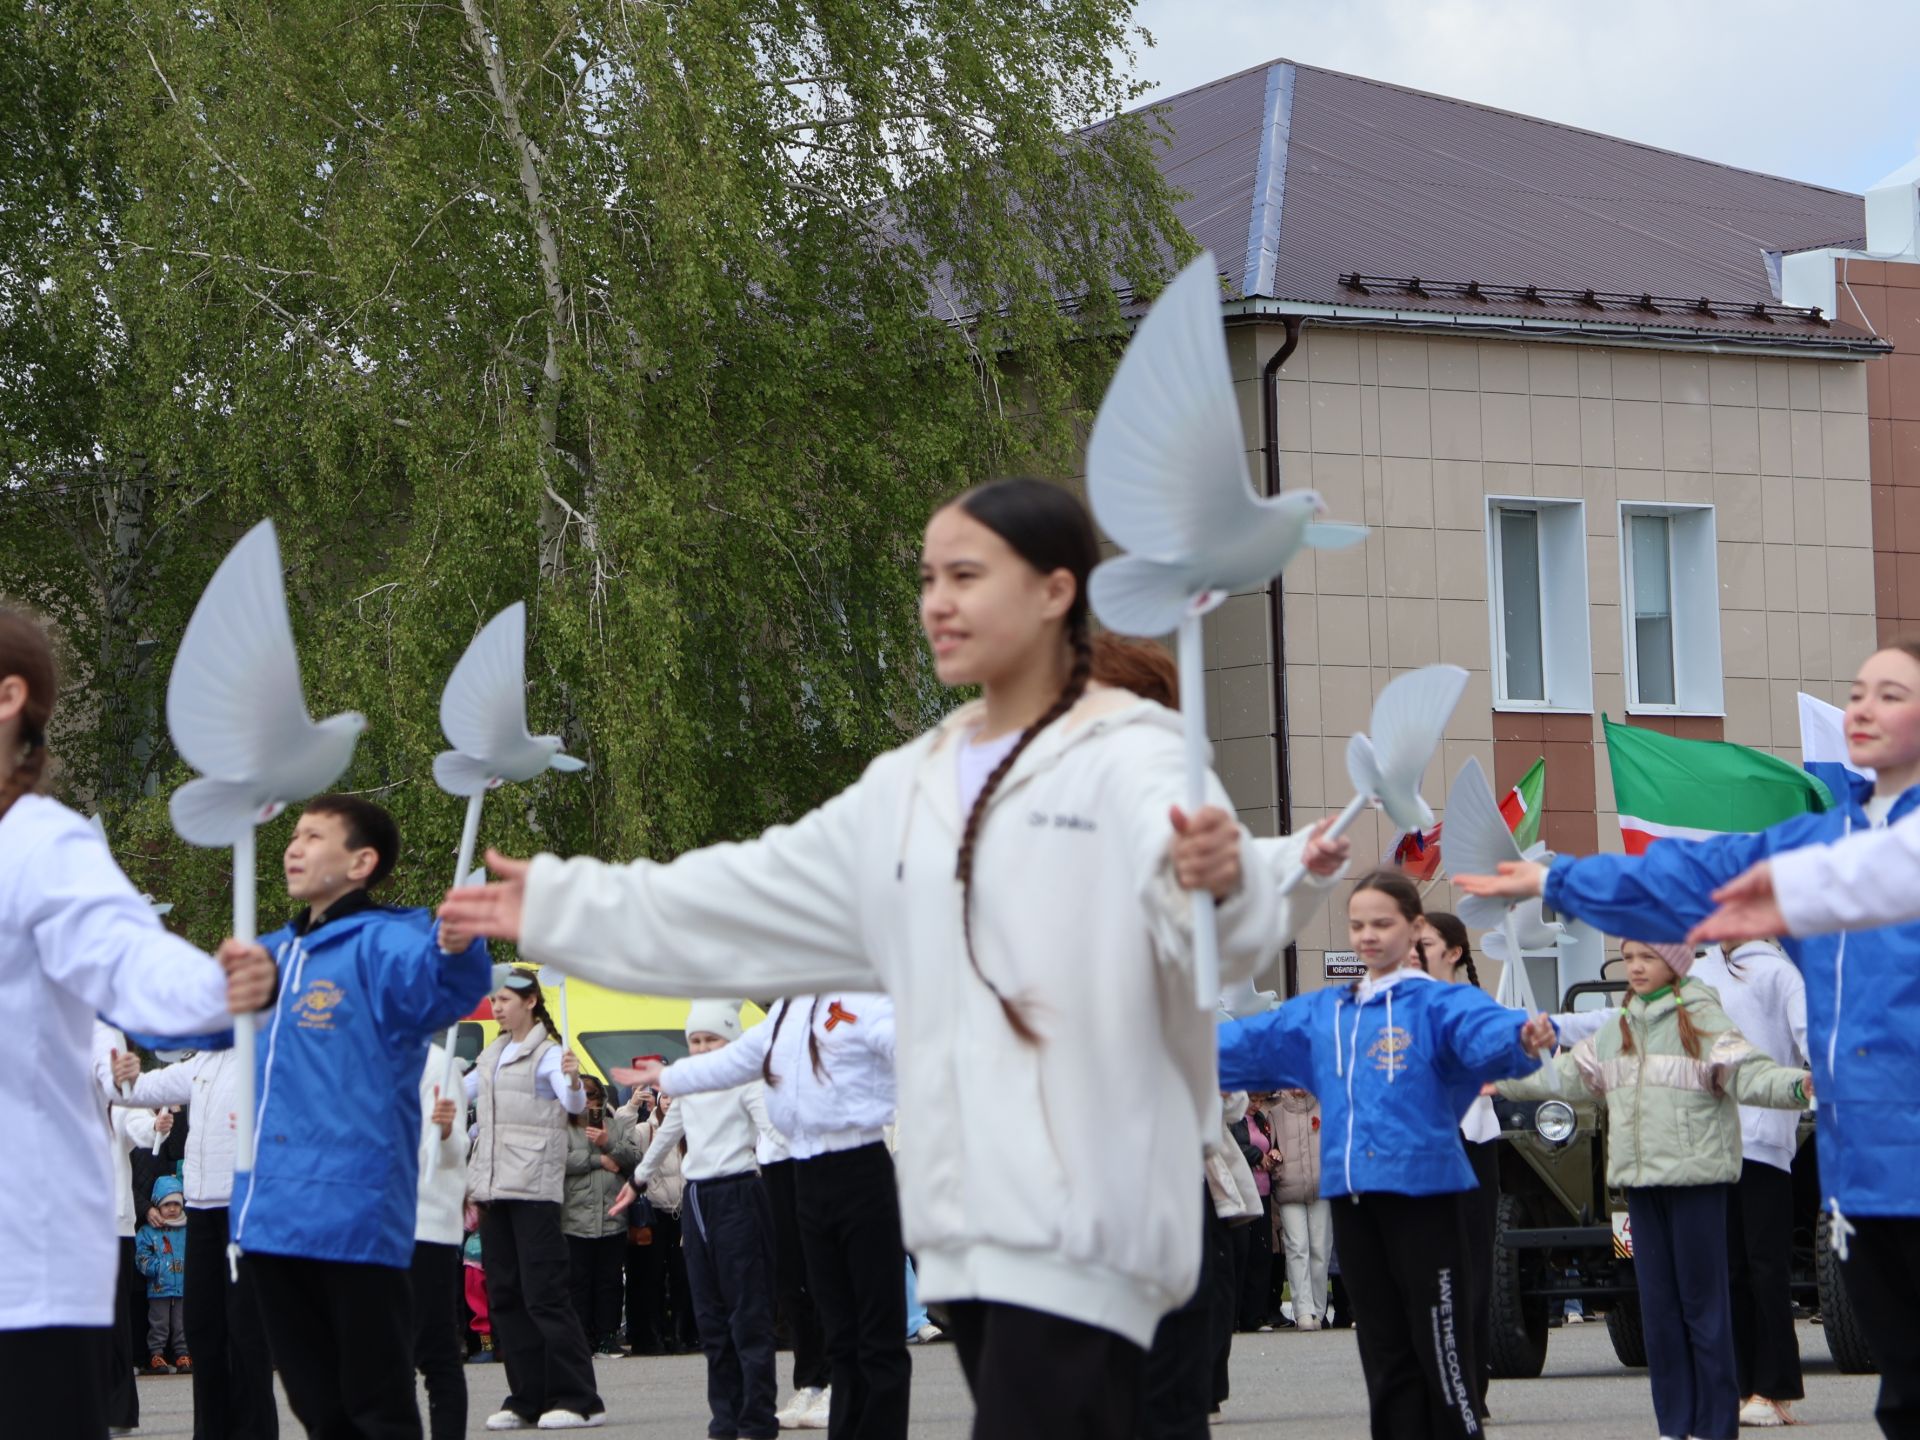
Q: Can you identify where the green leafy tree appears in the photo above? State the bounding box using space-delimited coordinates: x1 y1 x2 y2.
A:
1 0 1189 938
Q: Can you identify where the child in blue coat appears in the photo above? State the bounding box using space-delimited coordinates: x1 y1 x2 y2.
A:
135 1175 189 1373
196 795 492 1436
1218 871 1555 1440
1456 639 1920 1436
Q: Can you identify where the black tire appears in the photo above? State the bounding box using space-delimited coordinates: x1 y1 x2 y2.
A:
1816 1212 1879 1375
1605 1289 1647 1368
1488 1192 1550 1379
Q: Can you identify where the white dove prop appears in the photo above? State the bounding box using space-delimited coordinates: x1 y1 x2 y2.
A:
426 602 585 1173
166 520 365 1267
1086 251 1366 1008
1279 664 1469 896
1443 757 1562 1019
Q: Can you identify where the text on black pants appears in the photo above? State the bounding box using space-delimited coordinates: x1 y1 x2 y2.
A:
683 1171 780 1440
246 1252 422 1440
793 1143 911 1440
480 1199 604 1424
1329 1190 1483 1440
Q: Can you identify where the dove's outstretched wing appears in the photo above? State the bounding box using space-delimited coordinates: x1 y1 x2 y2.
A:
1085 253 1254 566
1089 554 1206 639
1366 665 1470 830
433 751 498 798
440 602 533 764
170 775 272 848
166 521 310 783
1443 757 1527 934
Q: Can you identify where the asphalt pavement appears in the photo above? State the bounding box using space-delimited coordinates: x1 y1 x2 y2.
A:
127 1316 1883 1437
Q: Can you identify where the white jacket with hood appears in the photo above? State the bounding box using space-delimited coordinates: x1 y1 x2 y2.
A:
520 689 1334 1347
120 1048 240 1208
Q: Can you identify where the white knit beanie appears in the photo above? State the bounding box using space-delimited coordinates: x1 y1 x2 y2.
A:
685 999 744 1043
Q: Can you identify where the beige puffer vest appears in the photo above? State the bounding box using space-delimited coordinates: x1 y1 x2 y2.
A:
470 1026 567 1204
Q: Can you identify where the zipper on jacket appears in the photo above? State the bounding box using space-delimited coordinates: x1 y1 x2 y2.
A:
1343 999 1364 1194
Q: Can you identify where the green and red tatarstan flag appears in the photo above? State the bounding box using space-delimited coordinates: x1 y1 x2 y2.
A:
1603 716 1833 855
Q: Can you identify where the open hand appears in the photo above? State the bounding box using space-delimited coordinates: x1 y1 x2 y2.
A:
1687 861 1784 946
1170 805 1242 900
439 850 531 943
1519 1013 1556 1056
1301 815 1350 877
1453 860 1547 901
217 938 276 1015
608 1182 636 1219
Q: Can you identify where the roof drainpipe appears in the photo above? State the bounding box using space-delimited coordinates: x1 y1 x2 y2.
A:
1262 315 1304 996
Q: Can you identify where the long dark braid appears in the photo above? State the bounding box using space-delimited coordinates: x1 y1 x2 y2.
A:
0 609 58 824
1425 911 1482 989
956 617 1093 1043
943 478 1100 1044
761 996 827 1086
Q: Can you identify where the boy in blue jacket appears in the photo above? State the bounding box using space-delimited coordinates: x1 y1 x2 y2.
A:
135 1175 190 1374
1456 639 1920 1439
215 794 492 1438
1218 871 1554 1440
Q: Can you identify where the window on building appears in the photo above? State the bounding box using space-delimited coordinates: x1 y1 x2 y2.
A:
1487 498 1591 712
1620 503 1721 714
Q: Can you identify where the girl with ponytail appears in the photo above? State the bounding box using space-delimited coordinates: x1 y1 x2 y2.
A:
0 608 272 1433
445 478 1316 1438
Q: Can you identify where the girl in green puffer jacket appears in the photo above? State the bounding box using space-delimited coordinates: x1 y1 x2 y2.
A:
1498 941 1811 1440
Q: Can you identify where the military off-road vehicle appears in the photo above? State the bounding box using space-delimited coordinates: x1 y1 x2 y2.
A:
1487 978 1874 1378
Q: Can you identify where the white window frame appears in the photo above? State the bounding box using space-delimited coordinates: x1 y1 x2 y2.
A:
1618 501 1723 717
1485 496 1592 713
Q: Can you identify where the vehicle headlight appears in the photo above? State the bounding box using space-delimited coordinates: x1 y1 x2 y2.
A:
1534 1100 1576 1145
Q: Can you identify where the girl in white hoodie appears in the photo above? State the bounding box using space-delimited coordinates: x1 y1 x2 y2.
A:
0 608 272 1438
443 479 1330 1439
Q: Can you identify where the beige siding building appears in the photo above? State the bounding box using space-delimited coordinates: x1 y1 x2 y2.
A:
1081 61 1918 993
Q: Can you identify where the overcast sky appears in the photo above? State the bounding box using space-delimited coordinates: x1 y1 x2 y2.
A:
1125 0 1920 196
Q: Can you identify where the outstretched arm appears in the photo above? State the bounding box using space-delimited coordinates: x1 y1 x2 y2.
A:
1693 815 1920 941
439 771 883 997
660 1018 774 1099
1217 1002 1315 1095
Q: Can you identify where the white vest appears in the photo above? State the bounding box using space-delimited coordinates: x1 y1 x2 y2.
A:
470 1027 566 1203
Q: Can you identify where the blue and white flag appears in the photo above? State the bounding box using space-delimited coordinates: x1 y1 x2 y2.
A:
1798 691 1873 802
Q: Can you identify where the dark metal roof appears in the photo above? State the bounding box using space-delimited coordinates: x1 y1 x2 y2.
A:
1141 60 1883 348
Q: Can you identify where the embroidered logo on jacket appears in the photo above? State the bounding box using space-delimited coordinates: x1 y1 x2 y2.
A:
1027 811 1098 831
294 979 345 1031
1367 1025 1413 1078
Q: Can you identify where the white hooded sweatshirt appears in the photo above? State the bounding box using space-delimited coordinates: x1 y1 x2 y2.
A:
520 688 1334 1347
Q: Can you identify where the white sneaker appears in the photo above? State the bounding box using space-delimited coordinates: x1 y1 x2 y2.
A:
1739 1396 1795 1427
485 1413 535 1432
1297 1315 1320 1332
777 1388 822 1429
796 1386 833 1430
912 1322 944 1344
535 1412 606 1430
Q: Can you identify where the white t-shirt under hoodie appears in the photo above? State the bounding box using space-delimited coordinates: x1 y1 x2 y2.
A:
515 687 1338 1347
